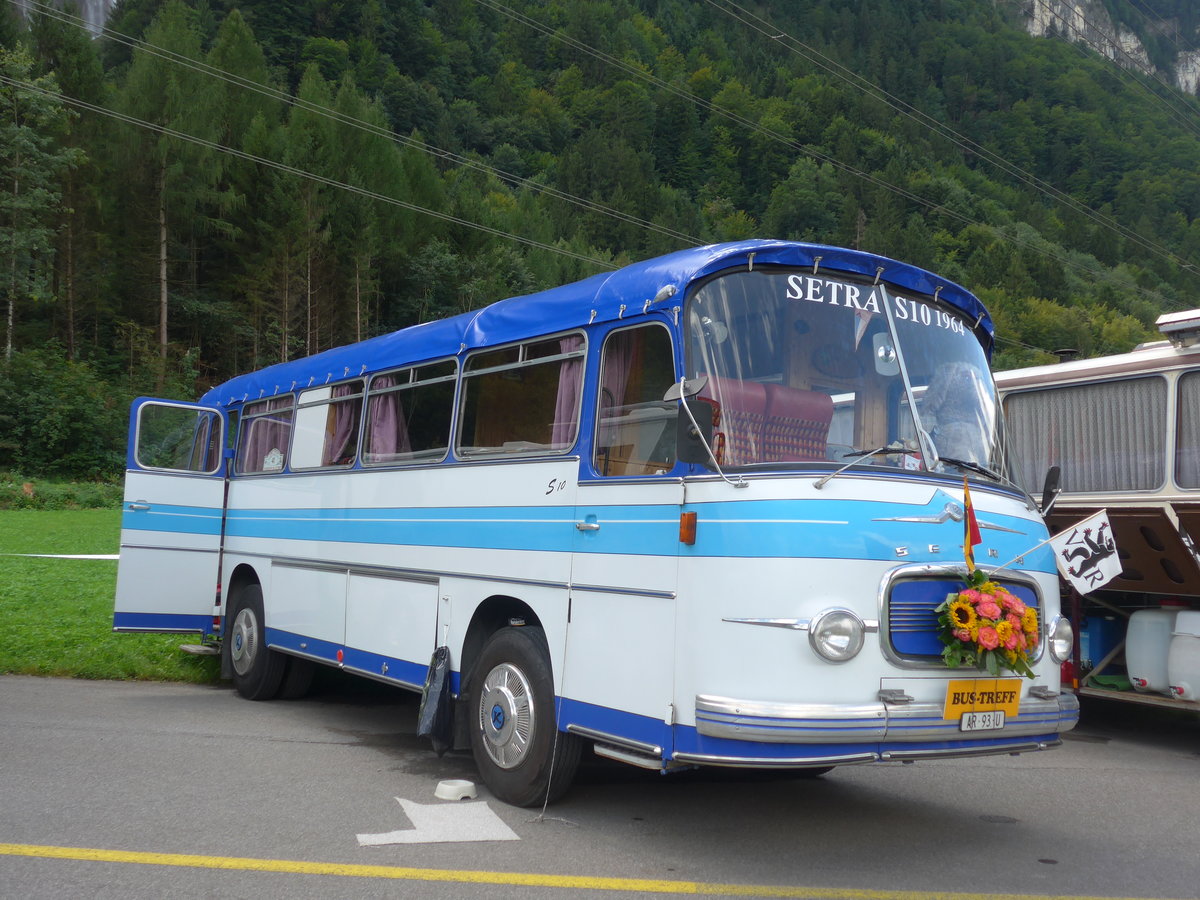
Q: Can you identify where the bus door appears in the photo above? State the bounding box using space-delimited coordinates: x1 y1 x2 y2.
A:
564 322 681 757
114 398 228 636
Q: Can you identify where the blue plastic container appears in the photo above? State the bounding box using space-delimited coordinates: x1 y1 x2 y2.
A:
1079 615 1123 670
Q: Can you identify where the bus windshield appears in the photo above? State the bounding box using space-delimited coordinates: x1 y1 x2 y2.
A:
685 269 1001 478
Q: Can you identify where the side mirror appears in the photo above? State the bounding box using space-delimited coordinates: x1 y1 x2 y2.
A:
1041 465 1061 515
676 399 714 465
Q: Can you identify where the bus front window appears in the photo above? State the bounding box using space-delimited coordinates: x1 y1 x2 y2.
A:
685 269 1001 478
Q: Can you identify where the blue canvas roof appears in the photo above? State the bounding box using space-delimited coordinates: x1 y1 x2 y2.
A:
202 240 992 406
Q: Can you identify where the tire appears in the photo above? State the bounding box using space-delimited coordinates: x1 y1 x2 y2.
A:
468 627 581 807
226 584 286 701
278 656 316 700
794 766 835 778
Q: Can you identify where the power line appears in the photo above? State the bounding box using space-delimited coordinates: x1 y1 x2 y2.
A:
18 0 1192 317
1125 0 1187 54
0 72 617 270
19 0 704 249
704 0 1200 278
473 0 1191 313
1031 0 1200 142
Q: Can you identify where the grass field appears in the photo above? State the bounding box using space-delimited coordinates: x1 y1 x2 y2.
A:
0 509 220 684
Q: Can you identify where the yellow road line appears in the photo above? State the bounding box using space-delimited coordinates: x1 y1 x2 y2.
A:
0 843 1181 900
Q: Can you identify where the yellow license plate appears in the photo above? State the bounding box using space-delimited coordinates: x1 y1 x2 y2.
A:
943 679 1021 721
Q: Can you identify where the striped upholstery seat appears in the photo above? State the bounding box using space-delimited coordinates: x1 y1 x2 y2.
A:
700 378 832 465
763 384 833 461
700 377 767 467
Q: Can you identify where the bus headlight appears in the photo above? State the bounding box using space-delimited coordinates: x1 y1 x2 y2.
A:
808 609 865 663
1048 615 1073 664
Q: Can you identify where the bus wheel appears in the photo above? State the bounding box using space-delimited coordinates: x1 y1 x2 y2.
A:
278 656 316 700
795 766 835 778
227 584 286 701
468 627 581 807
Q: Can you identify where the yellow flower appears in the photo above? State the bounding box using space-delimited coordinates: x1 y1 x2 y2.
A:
995 619 1015 645
1021 606 1039 635
948 598 977 631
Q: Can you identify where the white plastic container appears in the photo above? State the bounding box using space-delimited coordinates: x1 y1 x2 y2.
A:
1167 611 1200 701
1126 604 1185 693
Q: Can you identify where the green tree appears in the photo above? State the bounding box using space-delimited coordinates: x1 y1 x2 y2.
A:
283 64 337 356
28 4 106 360
113 0 217 384
0 46 82 360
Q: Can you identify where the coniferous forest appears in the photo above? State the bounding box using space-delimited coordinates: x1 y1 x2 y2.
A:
4 0 1200 477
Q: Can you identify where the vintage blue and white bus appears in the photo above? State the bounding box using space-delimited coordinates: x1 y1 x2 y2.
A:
115 240 1078 806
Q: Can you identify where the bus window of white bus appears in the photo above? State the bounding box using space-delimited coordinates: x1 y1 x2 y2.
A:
291 380 364 470
458 333 586 456
594 324 677 476
685 270 1000 476
363 360 457 465
135 402 223 474
236 395 296 474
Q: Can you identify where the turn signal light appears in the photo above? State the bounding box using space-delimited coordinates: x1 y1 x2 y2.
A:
679 511 697 545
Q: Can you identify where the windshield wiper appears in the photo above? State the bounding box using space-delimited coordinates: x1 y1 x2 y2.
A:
814 443 909 490
937 456 1002 481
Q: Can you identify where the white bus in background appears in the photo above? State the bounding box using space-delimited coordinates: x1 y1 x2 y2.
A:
996 309 1200 711
114 239 1077 806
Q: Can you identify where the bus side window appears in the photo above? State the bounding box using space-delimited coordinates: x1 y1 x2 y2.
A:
1177 371 1200 488
364 360 457 464
458 334 586 455
594 324 677 476
236 395 295 474
136 403 223 473
292 380 364 470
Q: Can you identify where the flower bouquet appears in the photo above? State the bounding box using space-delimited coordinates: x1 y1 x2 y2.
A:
934 570 1040 678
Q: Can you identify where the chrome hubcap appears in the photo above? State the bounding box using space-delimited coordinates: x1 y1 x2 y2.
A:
229 607 259 677
478 662 534 769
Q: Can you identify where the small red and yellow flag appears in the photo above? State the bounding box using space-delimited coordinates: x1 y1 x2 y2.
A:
963 476 983 572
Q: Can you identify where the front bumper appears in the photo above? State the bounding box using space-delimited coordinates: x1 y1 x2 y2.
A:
693 689 1079 749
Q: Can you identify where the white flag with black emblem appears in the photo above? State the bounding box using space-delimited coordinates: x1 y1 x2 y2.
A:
1049 510 1122 594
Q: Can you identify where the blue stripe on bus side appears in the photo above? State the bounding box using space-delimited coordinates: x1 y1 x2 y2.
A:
264 630 460 694
121 504 224 536
120 495 1055 570
557 697 673 751
113 612 213 632
225 506 582 554
209 500 1056 570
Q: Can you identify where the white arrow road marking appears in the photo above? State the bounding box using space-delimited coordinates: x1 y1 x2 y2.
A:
356 798 520 846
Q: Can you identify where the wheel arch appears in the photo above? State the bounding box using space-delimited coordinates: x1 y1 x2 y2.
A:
460 594 545 690
453 594 545 751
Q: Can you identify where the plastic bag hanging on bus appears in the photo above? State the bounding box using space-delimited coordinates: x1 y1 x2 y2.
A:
417 646 454 756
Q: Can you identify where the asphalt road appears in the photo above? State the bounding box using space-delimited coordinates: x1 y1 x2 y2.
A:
1 673 1198 900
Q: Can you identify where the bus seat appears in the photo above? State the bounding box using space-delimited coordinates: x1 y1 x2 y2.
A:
700 376 768 466
763 384 834 461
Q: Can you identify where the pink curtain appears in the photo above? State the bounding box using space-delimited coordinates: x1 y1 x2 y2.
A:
551 336 585 448
239 396 293 472
366 375 410 460
601 331 634 411
323 382 362 466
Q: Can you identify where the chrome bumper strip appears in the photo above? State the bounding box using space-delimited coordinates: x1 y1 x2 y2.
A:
695 690 1079 743
880 739 1060 761
671 750 879 768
